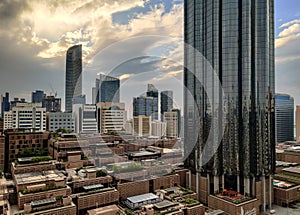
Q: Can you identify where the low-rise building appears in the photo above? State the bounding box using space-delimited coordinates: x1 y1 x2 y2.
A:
46 112 74 132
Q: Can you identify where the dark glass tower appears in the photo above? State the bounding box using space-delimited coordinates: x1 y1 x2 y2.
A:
32 90 45 103
95 74 120 103
275 94 294 143
65 44 82 113
133 96 154 118
161 90 173 117
146 84 158 120
184 0 275 207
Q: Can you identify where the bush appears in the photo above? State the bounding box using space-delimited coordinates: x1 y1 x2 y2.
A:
96 169 107 177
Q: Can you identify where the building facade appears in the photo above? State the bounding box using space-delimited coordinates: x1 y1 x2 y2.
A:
32 90 45 103
73 104 97 133
94 74 120 103
184 0 275 211
1 92 9 118
146 84 158 120
161 90 173 118
151 121 166 137
275 94 294 143
296 106 300 142
4 103 46 131
97 102 125 134
164 111 178 138
65 45 82 113
133 96 154 118
133 115 151 137
42 96 61 112
46 112 74 132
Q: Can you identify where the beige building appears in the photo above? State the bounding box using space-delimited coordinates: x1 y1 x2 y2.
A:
296 106 300 142
151 121 166 137
133 115 151 136
97 102 126 134
164 111 178 137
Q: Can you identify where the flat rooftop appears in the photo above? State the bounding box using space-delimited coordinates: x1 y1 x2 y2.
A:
283 167 300 175
127 193 159 204
154 200 178 209
15 170 66 185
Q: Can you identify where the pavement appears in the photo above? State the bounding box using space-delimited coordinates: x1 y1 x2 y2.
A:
261 202 300 215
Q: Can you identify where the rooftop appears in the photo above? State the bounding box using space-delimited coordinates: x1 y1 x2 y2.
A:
154 200 178 209
15 170 65 185
127 193 160 204
283 167 300 175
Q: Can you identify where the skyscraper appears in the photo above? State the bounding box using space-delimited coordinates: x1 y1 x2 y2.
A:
296 106 300 142
133 96 154 117
146 84 158 120
65 44 82 112
275 94 294 143
94 74 120 103
32 90 45 103
161 90 173 117
184 1 275 211
1 92 10 117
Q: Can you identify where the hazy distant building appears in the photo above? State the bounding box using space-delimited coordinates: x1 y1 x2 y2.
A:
0 94 2 118
146 84 158 120
73 104 97 133
46 112 74 132
275 94 294 142
164 111 178 138
172 108 181 137
133 115 151 136
10 98 26 109
97 102 126 134
133 96 154 118
32 90 45 103
4 103 46 131
94 74 120 103
65 44 82 112
1 92 10 117
296 106 300 142
124 120 133 135
151 121 166 137
42 96 61 112
161 90 173 117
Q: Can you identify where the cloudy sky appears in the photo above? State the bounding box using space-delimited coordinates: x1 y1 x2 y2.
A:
0 0 299 115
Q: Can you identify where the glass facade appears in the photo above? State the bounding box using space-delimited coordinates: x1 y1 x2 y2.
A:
275 94 294 143
65 45 82 113
184 0 275 192
133 96 154 118
146 84 159 120
95 74 120 103
161 90 173 117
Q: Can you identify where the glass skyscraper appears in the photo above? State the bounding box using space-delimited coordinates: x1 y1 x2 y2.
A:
133 96 154 118
65 44 82 113
146 84 158 120
184 1 275 210
161 90 173 117
32 90 45 103
94 74 120 103
275 93 294 143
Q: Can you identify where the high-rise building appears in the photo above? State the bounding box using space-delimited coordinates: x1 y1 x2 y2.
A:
1 92 10 117
4 103 46 131
296 106 300 142
73 104 97 133
164 111 178 138
146 84 158 120
275 94 294 143
161 90 173 118
133 115 151 136
151 120 166 137
97 102 126 134
42 95 61 112
94 74 120 103
172 108 181 137
32 90 45 103
133 96 154 117
184 1 275 212
65 45 82 112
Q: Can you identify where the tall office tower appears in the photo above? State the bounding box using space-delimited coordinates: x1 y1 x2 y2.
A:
151 120 167 137
164 111 178 138
146 84 158 120
1 92 10 117
161 90 173 118
32 90 45 103
97 102 125 134
133 115 151 136
42 96 62 112
275 94 294 143
133 96 154 118
172 108 181 137
94 74 120 103
65 44 82 113
184 1 275 212
296 106 300 142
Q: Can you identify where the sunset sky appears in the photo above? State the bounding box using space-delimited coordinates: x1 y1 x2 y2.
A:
0 0 299 113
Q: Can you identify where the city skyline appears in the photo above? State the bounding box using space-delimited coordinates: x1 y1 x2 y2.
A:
0 0 299 113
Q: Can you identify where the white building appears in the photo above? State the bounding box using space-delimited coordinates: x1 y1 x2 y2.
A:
124 120 133 135
133 115 151 137
46 112 74 132
164 111 178 138
4 103 46 131
97 102 126 134
73 104 97 133
151 120 166 137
